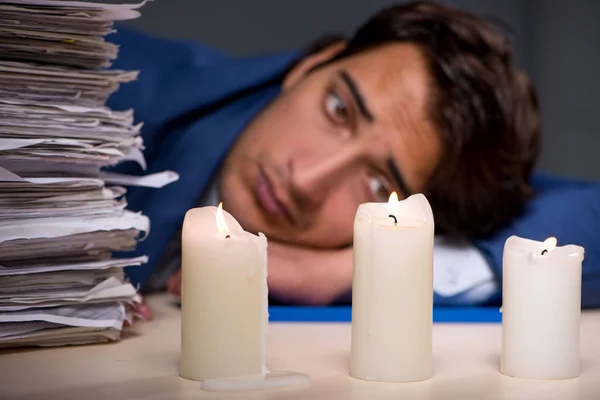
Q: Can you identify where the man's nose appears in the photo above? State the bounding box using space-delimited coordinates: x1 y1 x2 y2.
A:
289 145 361 209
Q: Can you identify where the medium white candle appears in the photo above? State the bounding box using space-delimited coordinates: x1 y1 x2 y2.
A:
180 203 268 382
350 192 434 382
501 236 585 380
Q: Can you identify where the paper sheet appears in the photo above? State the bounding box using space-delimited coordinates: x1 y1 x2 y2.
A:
0 268 123 290
0 165 23 181
0 211 150 243
0 230 141 263
100 170 180 188
0 301 125 329
0 321 59 339
0 326 121 348
0 256 148 275
0 278 137 311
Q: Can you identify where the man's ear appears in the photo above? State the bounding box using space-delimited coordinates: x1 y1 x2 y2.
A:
282 42 347 90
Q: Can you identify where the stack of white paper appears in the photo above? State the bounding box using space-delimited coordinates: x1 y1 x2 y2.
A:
0 0 174 348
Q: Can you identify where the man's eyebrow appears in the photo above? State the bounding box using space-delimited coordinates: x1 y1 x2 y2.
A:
338 71 409 197
387 158 412 198
339 70 374 123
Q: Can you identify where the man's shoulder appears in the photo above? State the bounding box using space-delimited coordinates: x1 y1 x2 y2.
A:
108 26 227 68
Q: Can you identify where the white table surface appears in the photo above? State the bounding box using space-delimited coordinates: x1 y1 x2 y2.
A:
1 294 599 400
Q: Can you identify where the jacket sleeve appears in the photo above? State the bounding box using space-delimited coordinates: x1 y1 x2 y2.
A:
107 26 224 115
475 177 600 308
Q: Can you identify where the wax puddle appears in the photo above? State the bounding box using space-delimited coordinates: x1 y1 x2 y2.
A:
201 371 310 392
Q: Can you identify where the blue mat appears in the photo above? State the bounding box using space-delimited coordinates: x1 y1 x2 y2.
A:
268 307 501 323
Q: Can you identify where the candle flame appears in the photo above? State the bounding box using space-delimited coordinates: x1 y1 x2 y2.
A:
540 237 557 254
216 202 230 235
387 191 399 214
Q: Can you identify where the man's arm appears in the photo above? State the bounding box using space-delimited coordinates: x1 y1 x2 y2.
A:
265 242 353 305
166 242 353 305
475 182 600 308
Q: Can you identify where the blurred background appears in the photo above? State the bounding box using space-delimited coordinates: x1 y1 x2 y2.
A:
118 0 600 181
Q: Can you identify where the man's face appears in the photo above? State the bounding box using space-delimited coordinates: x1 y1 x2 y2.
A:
219 43 442 248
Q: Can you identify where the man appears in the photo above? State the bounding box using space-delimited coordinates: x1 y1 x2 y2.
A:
108 2 600 315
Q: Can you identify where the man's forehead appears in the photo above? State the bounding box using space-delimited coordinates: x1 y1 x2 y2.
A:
337 43 431 117
339 43 428 79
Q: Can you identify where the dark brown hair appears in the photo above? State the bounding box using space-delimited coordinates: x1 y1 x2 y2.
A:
307 1 541 238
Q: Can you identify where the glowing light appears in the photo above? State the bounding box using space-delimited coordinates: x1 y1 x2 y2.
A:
387 191 399 214
216 202 230 235
540 237 557 255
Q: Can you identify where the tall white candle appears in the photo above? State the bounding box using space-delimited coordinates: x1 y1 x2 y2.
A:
350 193 434 382
180 203 268 382
501 236 585 380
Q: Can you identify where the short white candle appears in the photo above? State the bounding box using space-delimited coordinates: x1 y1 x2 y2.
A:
350 192 434 382
501 236 585 380
180 203 268 382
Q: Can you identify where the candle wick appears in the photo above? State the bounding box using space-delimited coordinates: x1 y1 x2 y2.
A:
225 234 231 239
388 214 397 225
541 249 547 255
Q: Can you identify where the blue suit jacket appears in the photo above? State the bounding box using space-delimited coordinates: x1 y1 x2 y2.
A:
107 28 600 308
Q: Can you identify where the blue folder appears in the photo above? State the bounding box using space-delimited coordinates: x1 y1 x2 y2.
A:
268 306 502 323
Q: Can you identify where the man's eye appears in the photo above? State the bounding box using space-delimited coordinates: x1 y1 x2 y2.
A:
368 174 391 201
325 90 349 124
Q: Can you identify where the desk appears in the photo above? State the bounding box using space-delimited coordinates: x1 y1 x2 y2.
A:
1 294 599 400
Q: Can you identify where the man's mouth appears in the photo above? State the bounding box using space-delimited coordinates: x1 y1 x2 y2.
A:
256 166 295 225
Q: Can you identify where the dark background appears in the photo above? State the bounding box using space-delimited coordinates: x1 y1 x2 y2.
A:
118 0 600 180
